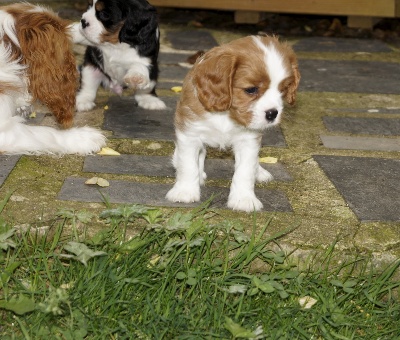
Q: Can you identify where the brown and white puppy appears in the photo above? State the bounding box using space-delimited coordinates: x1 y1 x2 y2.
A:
0 3 105 154
166 35 300 212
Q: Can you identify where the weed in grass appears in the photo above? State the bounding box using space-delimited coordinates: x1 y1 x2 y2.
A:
0 198 399 339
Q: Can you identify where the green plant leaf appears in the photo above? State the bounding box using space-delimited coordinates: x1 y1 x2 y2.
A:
176 272 186 280
186 277 197 286
62 242 107 266
0 295 35 315
0 228 16 250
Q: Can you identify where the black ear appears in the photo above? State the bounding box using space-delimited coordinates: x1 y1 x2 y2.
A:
119 8 159 57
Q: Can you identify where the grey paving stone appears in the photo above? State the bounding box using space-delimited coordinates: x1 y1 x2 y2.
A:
323 117 400 136
83 155 293 181
159 65 189 82
103 96 287 146
159 52 195 64
294 37 392 53
58 177 292 212
299 59 400 94
0 155 20 187
327 107 400 114
166 30 218 50
314 155 400 222
321 135 400 152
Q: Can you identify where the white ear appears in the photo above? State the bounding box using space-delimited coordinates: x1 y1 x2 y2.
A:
67 22 94 46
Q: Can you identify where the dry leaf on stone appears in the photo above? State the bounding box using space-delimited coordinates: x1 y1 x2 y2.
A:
97 147 120 156
85 177 110 187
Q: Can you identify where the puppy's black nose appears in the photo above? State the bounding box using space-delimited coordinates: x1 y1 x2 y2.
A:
265 109 278 122
81 18 89 28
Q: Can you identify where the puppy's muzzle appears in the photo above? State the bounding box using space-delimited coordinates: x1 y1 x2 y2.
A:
81 18 89 29
265 108 278 122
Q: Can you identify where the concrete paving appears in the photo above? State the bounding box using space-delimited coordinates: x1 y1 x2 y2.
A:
1 0 400 260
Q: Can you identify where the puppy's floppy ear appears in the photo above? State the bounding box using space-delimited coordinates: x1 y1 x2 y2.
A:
119 7 158 57
284 53 301 105
193 51 238 112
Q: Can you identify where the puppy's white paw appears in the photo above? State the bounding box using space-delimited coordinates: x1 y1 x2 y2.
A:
227 192 263 212
166 184 200 203
256 165 273 183
124 73 150 90
135 94 167 110
76 94 96 112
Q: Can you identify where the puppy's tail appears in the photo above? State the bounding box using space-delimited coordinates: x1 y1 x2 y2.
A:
0 42 106 155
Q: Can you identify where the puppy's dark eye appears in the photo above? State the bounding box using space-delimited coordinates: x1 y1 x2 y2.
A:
98 11 110 21
244 87 259 95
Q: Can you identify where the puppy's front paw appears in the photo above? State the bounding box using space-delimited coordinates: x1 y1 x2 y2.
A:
166 184 200 203
227 192 263 212
124 73 150 90
256 165 273 183
135 94 167 110
76 94 96 112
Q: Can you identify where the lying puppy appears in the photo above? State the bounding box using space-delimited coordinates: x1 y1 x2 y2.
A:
71 0 166 112
0 3 105 155
166 35 300 212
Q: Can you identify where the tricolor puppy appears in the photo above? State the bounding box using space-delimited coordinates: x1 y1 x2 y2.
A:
0 2 105 155
166 35 300 212
71 0 166 112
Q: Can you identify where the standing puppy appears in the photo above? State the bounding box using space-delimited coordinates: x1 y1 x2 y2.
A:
166 35 300 212
71 0 166 112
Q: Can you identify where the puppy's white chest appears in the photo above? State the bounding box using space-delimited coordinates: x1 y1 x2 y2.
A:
100 44 149 83
190 113 255 149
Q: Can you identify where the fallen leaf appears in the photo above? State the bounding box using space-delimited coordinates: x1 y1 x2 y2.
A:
97 147 120 156
171 86 182 93
96 178 110 187
85 177 110 187
299 296 318 309
259 157 278 164
85 177 99 185
104 105 109 110
29 111 36 118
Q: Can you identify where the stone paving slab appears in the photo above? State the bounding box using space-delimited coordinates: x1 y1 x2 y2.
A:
321 135 400 152
314 155 400 222
58 177 293 212
159 52 195 64
0 155 20 187
159 65 189 83
299 59 400 94
327 107 400 114
166 30 218 50
103 96 287 146
323 117 400 136
294 37 392 53
83 155 293 181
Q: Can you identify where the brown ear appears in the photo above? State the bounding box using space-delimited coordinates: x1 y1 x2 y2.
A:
285 56 301 105
193 51 237 112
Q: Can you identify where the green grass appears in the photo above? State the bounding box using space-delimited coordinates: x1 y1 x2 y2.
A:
0 195 399 339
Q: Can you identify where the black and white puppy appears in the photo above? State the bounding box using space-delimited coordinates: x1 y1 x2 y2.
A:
70 0 166 112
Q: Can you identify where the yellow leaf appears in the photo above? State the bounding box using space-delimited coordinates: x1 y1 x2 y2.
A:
29 112 36 118
259 157 278 164
97 147 120 156
85 177 110 187
85 177 99 185
104 105 109 110
96 178 110 187
171 86 182 93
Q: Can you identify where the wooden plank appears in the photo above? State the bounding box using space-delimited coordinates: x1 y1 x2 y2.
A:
234 11 264 24
151 0 398 17
347 16 380 29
